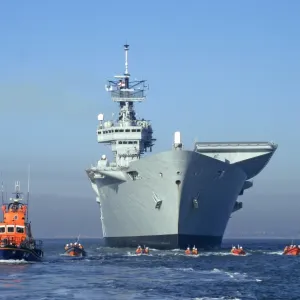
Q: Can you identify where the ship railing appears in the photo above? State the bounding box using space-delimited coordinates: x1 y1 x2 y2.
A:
110 90 145 102
0 236 24 247
34 240 43 248
0 236 43 249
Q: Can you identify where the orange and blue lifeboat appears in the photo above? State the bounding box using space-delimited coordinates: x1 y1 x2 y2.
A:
231 246 246 256
185 246 198 255
135 245 149 255
0 182 43 262
283 245 300 256
64 242 87 257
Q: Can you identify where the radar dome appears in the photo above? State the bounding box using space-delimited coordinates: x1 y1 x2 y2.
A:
98 113 104 121
101 154 107 160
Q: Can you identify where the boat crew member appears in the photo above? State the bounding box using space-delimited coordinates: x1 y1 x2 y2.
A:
192 245 198 255
185 247 191 255
136 245 142 254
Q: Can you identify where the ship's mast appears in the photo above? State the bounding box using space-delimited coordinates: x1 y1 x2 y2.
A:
27 165 30 222
1 172 4 206
124 44 129 77
96 44 156 168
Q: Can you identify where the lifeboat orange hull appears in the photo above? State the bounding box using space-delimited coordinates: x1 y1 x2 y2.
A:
135 250 149 255
283 248 300 256
185 251 198 255
231 250 246 256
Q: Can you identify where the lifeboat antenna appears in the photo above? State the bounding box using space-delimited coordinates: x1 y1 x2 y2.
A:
27 164 30 222
1 172 3 205
76 234 81 243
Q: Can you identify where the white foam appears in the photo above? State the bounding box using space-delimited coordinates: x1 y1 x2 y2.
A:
193 297 242 300
0 259 30 264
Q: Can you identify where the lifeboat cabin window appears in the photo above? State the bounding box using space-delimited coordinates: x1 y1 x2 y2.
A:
0 226 5 233
7 226 14 233
16 226 25 233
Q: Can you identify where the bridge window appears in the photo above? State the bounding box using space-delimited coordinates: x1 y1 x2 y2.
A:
16 226 25 234
125 129 130 132
7 226 14 233
128 141 133 144
134 141 138 144
123 141 128 144
0 226 5 233
119 130 124 132
132 129 136 132
137 129 141 132
118 141 123 144
97 131 102 134
115 129 119 132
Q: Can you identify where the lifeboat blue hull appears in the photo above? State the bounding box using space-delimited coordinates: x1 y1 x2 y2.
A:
0 247 43 262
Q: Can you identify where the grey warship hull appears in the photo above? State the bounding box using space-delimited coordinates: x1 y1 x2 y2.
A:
87 146 276 250
86 44 277 250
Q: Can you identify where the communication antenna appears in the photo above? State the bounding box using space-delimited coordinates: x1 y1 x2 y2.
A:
1 172 3 205
27 165 30 222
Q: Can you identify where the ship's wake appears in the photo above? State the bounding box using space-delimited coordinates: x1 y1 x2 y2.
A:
0 259 31 264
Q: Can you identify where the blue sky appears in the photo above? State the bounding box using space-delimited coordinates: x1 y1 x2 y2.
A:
0 1 299 237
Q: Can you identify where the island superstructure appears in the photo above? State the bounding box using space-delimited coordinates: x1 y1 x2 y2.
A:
86 44 278 249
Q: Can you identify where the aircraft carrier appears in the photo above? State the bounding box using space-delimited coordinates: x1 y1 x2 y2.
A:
86 44 278 249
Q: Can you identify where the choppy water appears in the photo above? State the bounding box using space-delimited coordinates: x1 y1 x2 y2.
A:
0 238 299 300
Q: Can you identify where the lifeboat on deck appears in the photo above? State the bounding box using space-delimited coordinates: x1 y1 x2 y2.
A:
64 236 87 257
0 181 44 262
283 245 300 256
231 245 246 256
